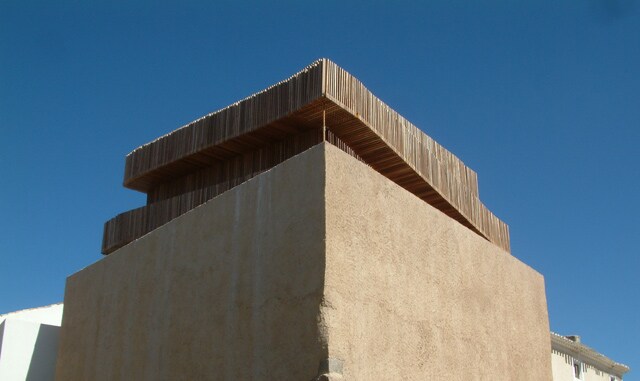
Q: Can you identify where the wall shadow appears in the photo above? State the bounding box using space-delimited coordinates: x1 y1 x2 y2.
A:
26 323 60 381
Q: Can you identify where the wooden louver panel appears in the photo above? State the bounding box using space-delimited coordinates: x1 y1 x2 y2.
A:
102 59 510 255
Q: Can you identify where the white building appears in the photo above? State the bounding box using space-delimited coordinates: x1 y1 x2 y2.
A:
0 303 63 381
551 332 630 381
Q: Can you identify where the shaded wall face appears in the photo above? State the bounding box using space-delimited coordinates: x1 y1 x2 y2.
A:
55 146 328 381
322 144 553 380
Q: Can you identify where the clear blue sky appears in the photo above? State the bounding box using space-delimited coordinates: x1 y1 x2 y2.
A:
1 0 638 376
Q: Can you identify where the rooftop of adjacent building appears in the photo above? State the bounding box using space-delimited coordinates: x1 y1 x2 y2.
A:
0 303 63 327
551 331 630 378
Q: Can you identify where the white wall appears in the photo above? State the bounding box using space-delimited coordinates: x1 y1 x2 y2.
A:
552 351 576 381
0 304 62 381
551 351 621 381
0 304 63 326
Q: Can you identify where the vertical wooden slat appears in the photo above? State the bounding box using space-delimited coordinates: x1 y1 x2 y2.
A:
105 59 510 255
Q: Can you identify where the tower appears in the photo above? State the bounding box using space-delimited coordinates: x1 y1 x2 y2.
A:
55 60 552 380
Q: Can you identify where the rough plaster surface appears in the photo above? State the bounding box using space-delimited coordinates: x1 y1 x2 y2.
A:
56 143 552 380
55 145 328 381
322 144 553 380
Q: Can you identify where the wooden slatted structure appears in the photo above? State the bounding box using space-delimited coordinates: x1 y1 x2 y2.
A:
102 59 510 254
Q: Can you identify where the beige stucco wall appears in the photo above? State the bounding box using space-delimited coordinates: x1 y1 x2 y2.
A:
322 144 553 380
55 145 329 381
56 143 553 380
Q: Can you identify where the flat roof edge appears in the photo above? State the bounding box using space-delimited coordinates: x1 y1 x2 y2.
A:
123 59 327 188
551 332 630 376
112 59 510 252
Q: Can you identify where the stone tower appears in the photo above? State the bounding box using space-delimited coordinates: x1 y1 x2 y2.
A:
55 60 552 380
